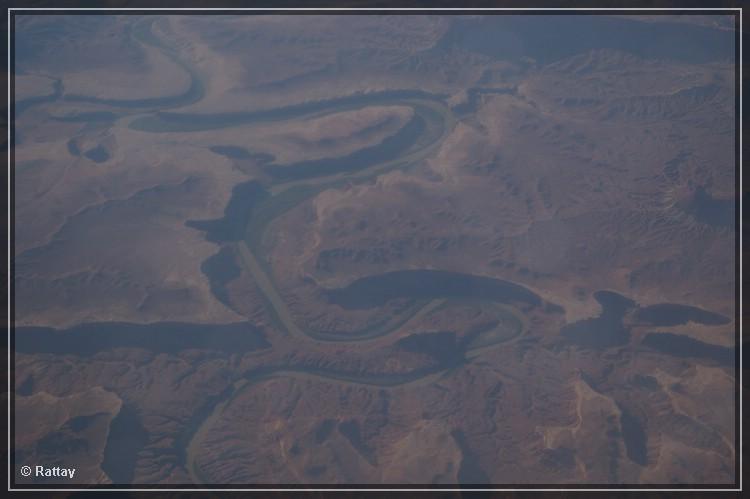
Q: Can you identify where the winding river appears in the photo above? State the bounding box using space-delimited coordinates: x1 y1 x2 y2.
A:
17 18 542 484
15 16 737 485
13 16 560 484
166 76 534 480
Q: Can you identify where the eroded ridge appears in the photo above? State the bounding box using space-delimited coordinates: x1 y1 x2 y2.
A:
14 14 736 486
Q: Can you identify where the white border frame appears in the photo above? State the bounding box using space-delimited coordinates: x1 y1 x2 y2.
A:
6 6 743 493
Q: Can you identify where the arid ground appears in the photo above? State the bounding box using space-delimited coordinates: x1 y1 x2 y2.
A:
13 14 737 485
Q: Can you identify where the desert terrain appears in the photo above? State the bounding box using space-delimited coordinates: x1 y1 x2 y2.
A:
13 14 738 486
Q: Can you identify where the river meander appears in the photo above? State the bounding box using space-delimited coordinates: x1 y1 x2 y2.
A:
17 17 734 485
